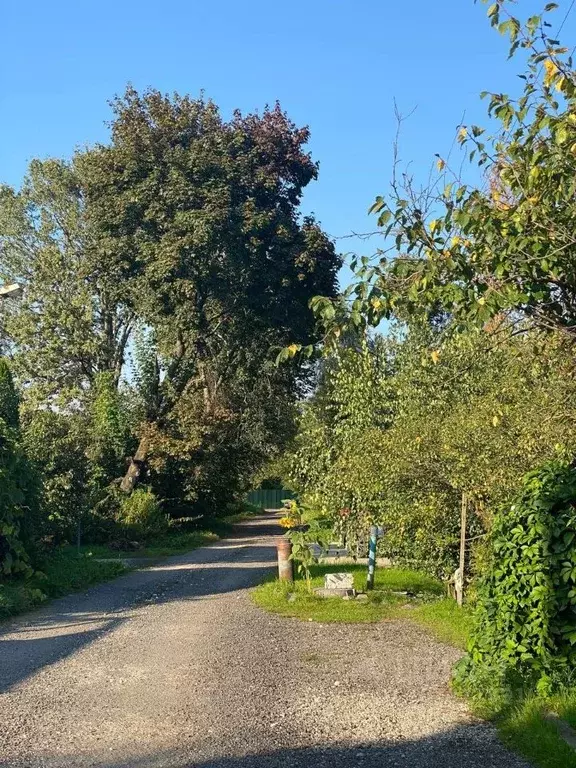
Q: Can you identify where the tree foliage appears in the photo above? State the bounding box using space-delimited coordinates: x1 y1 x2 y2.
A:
0 360 37 576
77 88 340 493
288 322 576 576
313 2 576 348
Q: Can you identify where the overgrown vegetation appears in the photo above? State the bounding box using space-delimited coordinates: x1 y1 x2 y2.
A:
0 553 126 620
455 460 576 708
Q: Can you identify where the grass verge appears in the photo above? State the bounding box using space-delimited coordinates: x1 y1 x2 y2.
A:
497 695 576 768
251 561 471 647
67 508 260 560
70 529 222 560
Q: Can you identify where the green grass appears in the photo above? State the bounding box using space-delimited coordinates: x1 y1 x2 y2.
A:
0 552 126 620
252 577 402 623
65 509 257 560
0 509 260 622
403 597 473 649
557 689 576 730
305 561 444 594
251 562 471 641
497 694 576 768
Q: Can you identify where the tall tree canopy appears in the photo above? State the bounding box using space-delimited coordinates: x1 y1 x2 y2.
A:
0 88 340 502
81 89 340 491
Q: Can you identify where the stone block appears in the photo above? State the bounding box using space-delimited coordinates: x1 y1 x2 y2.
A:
324 572 354 590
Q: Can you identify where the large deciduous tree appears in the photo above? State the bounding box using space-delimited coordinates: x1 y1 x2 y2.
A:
0 159 134 405
80 88 340 492
0 88 340 503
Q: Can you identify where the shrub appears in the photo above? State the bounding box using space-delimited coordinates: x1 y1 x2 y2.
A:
118 488 168 539
454 459 576 707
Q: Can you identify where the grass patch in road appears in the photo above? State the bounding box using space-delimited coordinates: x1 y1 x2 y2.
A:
0 553 126 621
252 561 471 644
302 561 444 595
252 577 400 623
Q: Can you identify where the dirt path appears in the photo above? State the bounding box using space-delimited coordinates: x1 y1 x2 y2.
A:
0 515 528 768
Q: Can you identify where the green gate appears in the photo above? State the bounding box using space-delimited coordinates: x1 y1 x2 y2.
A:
246 488 296 510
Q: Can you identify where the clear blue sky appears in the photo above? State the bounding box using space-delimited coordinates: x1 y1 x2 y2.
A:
2 0 574 287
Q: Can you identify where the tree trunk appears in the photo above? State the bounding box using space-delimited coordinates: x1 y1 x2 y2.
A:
120 435 150 494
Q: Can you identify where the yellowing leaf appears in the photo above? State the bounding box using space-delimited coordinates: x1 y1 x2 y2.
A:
458 127 468 142
431 350 440 364
492 415 500 426
556 125 569 145
478 297 486 306
436 158 446 172
555 76 566 93
287 343 300 356
544 58 559 86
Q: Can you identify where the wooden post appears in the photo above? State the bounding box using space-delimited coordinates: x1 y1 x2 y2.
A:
456 492 467 607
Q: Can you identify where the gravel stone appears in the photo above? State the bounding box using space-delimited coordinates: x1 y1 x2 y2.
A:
0 515 529 767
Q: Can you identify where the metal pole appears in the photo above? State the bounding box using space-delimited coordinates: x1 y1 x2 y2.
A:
277 536 293 582
367 525 378 590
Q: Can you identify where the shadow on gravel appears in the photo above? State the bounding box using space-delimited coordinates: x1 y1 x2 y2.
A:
42 727 525 768
0 516 280 693
0 616 127 692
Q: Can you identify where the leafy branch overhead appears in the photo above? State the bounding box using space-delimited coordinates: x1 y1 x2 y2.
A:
306 1 576 347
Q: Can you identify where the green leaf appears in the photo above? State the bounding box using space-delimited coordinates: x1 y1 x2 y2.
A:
378 210 392 227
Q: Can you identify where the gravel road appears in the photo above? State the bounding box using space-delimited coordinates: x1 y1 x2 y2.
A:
0 514 529 768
